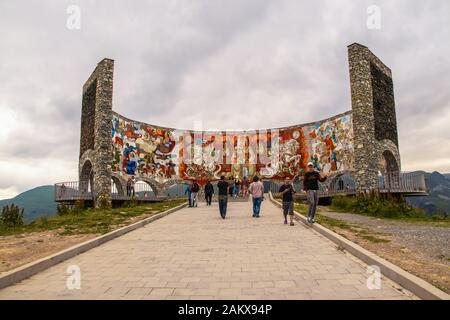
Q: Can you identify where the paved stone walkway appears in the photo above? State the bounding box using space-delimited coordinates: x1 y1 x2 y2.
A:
0 200 417 300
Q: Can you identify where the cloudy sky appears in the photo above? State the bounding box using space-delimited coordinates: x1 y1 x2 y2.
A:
0 0 449 199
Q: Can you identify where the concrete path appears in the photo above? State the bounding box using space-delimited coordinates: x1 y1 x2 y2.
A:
0 199 417 300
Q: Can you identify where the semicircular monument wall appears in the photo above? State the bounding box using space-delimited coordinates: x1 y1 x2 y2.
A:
78 43 401 207
111 111 354 185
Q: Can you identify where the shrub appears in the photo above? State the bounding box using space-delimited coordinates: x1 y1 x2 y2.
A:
1 204 24 226
57 203 71 215
331 194 427 219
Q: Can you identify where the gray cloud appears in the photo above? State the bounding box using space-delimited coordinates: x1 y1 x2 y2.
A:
0 0 449 198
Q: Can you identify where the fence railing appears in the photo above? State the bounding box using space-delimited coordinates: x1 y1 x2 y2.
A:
54 181 92 201
266 171 427 198
55 181 166 202
378 171 427 193
55 171 427 202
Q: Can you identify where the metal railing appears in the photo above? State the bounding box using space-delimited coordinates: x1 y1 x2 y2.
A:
55 171 427 202
378 171 427 193
54 181 92 202
55 181 166 202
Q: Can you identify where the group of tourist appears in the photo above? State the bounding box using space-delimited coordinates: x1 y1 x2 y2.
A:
184 162 327 225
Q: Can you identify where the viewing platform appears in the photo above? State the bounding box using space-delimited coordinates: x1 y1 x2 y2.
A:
54 171 428 204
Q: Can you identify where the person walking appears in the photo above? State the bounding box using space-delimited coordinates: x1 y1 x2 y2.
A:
217 176 229 219
191 180 200 207
228 178 234 197
204 180 214 206
185 181 192 207
242 176 250 197
279 177 296 226
248 176 264 218
234 178 241 198
303 162 327 224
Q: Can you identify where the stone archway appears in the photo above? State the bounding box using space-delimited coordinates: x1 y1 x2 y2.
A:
380 150 401 189
134 180 156 198
79 160 93 195
111 175 125 197
328 172 356 192
380 150 399 175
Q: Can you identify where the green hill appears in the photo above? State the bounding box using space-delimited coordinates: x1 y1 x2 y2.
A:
0 186 57 223
407 172 450 216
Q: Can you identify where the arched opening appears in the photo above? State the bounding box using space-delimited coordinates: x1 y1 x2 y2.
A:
134 180 156 199
111 176 124 197
328 173 356 192
380 150 400 189
79 160 93 196
167 183 189 198
381 150 399 174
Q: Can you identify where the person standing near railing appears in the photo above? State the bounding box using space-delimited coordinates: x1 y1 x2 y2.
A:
130 176 136 197
126 177 132 197
303 162 327 224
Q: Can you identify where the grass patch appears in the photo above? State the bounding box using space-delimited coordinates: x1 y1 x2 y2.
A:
331 195 449 226
293 201 391 244
0 199 186 237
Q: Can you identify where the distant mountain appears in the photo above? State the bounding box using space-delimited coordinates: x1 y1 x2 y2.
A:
0 186 57 223
407 172 450 216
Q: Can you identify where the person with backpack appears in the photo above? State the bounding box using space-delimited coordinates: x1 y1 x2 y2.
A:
279 177 296 226
248 176 264 218
204 180 214 206
303 162 328 223
217 175 229 219
190 180 200 207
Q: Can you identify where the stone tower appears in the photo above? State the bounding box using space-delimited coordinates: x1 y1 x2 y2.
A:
348 43 401 192
79 58 114 208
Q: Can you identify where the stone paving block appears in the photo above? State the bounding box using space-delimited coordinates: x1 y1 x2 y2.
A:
0 201 416 300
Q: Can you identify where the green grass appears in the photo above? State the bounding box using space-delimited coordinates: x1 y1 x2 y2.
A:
330 195 449 226
293 202 391 243
0 199 186 237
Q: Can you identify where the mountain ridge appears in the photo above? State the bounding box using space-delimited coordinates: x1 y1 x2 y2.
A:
0 185 57 223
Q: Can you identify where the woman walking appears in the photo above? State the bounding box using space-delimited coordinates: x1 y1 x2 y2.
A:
248 176 264 218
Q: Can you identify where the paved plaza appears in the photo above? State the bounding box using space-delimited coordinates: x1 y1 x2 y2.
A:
0 199 417 300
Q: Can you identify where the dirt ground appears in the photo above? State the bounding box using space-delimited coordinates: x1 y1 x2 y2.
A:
316 208 450 294
0 212 158 274
0 230 97 274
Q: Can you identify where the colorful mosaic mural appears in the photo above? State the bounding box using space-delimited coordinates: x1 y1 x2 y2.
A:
111 113 354 185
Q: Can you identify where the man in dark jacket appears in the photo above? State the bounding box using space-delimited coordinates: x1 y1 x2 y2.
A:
204 180 214 206
303 162 327 223
217 176 229 219
191 180 200 207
